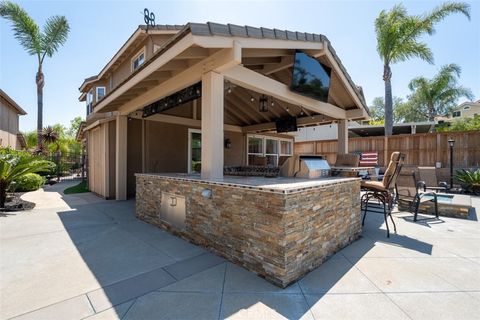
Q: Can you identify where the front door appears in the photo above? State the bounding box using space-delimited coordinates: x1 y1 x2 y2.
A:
188 129 201 173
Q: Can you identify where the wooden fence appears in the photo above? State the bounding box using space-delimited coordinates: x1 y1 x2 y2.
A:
295 130 480 167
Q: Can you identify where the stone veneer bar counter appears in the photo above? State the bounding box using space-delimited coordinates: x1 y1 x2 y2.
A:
135 173 362 287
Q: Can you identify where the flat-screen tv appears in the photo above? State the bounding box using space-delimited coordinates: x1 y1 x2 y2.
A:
276 116 298 133
291 51 331 102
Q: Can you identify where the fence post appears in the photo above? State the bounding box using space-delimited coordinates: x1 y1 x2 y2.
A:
436 133 442 167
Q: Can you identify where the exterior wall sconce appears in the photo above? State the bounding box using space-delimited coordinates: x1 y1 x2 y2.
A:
224 138 232 149
201 188 212 199
259 95 268 112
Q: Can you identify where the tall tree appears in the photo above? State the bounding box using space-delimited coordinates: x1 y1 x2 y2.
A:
0 1 69 150
408 64 474 121
374 2 470 136
369 96 405 123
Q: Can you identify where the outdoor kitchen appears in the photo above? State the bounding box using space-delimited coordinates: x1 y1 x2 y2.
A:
135 155 362 287
77 23 371 287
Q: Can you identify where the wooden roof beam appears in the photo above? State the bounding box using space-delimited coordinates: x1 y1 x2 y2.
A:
222 65 346 119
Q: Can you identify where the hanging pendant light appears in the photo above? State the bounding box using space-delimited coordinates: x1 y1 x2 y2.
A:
259 95 268 112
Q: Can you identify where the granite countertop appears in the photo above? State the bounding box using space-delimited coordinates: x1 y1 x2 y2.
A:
136 173 360 194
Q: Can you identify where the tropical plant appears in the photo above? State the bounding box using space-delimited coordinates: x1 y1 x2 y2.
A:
42 126 60 152
455 169 480 195
0 150 54 207
374 2 470 136
0 1 70 150
408 64 473 121
13 173 45 192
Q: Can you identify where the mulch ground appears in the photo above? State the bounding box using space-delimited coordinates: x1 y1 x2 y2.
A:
0 194 36 212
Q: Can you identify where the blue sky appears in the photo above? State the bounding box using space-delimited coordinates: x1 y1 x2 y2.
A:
1 0 479 131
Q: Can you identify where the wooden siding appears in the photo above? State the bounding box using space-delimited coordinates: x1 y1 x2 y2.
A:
295 131 480 167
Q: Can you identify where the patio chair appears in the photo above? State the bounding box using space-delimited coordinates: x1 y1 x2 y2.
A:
396 171 439 222
418 167 448 192
360 152 404 237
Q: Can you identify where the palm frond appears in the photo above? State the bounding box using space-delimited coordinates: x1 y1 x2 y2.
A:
425 2 471 34
0 0 41 56
41 15 69 60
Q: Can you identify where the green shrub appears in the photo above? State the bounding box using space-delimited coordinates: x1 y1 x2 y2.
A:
14 173 46 192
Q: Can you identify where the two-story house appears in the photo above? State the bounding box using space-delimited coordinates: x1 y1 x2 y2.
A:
0 89 27 150
435 100 480 123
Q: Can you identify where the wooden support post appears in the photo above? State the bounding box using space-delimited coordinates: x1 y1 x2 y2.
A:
115 115 127 200
337 120 348 155
201 71 224 180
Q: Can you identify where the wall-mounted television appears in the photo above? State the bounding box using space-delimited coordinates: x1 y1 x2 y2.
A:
276 116 298 133
291 51 331 102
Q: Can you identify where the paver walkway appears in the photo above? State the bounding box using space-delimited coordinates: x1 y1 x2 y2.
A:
1 181 479 319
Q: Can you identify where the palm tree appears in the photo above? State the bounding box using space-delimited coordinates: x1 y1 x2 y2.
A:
0 152 53 208
375 2 470 136
0 1 69 150
408 64 473 122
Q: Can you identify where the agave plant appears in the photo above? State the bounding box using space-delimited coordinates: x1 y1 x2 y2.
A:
0 152 54 208
455 169 480 195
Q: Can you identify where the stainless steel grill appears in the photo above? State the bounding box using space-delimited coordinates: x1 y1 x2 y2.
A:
296 155 331 178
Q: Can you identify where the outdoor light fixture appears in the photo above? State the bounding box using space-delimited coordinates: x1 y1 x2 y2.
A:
224 138 232 149
201 188 212 199
250 96 255 102
448 138 455 189
259 95 268 112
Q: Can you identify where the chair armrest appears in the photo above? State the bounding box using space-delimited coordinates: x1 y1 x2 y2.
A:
417 180 426 192
439 181 449 190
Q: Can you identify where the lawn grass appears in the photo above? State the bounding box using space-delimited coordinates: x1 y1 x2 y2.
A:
64 180 89 194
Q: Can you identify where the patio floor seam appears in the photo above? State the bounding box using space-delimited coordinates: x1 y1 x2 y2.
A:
120 298 138 320
297 274 317 320
216 261 227 320
343 254 414 320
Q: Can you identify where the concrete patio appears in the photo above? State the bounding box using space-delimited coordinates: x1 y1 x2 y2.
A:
1 181 479 320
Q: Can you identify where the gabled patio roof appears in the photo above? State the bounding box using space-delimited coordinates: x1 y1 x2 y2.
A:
83 22 369 124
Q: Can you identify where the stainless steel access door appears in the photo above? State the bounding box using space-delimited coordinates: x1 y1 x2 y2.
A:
160 193 186 230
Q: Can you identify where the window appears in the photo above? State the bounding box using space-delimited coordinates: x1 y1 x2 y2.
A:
452 111 461 118
131 49 145 72
247 135 293 166
86 90 93 115
96 87 105 102
464 106 470 110
265 139 279 166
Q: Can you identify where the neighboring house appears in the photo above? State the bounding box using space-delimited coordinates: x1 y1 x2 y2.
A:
79 22 369 200
0 89 27 150
435 100 480 123
293 121 435 142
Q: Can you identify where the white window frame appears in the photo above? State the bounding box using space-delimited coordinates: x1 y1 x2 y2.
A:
86 89 94 115
187 128 202 174
463 106 470 110
96 86 106 102
246 134 293 166
452 111 461 118
131 47 146 72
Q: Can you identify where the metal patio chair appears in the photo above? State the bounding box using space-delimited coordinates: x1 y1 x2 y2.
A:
418 167 448 193
361 152 404 237
396 171 439 222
